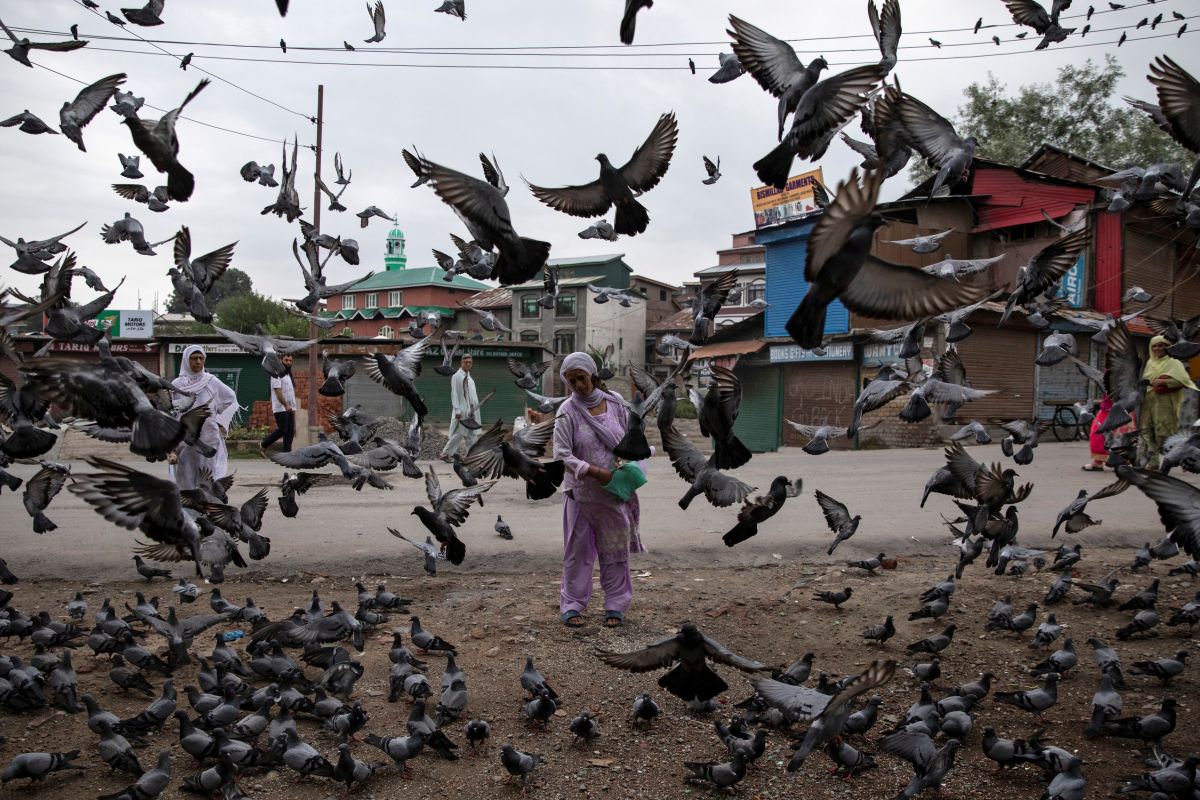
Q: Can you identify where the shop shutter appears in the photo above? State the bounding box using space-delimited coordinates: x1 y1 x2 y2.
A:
953 325 1037 421
732 362 781 452
779 361 858 448
1036 335 1093 421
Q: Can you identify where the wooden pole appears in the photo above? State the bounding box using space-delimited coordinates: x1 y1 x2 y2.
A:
307 84 324 438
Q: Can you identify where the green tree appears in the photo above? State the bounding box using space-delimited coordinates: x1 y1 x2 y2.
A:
909 56 1191 184
213 292 310 338
166 266 253 314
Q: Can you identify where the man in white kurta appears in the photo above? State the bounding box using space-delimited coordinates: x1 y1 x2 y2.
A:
440 353 480 461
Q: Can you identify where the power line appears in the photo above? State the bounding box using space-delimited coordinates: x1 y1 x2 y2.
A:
20 0 1178 52
31 60 310 148
70 0 314 123
63 27 1198 71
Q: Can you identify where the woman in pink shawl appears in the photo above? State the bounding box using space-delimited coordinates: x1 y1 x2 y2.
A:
169 345 238 490
553 352 645 628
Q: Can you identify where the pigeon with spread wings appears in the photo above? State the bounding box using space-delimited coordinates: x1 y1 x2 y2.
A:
1053 479 1129 536
753 659 896 770
815 490 861 555
59 73 125 152
461 418 564 500
688 270 739 345
403 149 549 285
210 325 314 379
786 168 988 348
612 365 675 461
1004 0 1076 50
118 78 210 202
722 476 801 546
727 15 829 142
597 621 768 702
893 91 977 201
528 112 677 237
363 337 430 418
867 0 902 72
411 467 495 565
661 423 755 511
0 17 88 67
1001 228 1090 324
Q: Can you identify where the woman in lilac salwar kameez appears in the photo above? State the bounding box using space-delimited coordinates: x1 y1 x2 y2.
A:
553 352 645 628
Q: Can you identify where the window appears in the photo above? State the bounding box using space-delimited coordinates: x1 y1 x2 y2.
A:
659 289 667 301
520 330 540 342
388 290 402 307
341 293 356 310
365 293 378 309
746 280 766 305
555 293 576 318
553 330 575 355
520 295 541 319
378 325 394 338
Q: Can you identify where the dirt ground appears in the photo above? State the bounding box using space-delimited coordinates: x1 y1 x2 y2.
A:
0 548 1197 800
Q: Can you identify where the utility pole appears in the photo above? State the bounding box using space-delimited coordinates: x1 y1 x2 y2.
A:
306 84 324 441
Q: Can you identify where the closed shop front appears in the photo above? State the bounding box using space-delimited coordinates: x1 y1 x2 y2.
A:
732 360 781 452
1036 333 1095 421
170 347 268 429
779 360 857 449
953 323 1038 422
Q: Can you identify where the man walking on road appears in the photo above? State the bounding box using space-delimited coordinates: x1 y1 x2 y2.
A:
441 353 479 461
261 353 297 454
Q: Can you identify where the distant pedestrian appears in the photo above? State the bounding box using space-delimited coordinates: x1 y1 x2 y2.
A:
1141 335 1196 468
261 353 297 454
169 345 238 490
440 353 479 461
1084 397 1113 471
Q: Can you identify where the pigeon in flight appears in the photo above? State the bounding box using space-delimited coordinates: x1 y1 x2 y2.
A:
1001 229 1089 324
708 52 745 84
884 228 954 254
434 0 465 21
722 475 801 546
728 15 829 142
528 112 678 237
240 161 278 187
815 490 861 555
60 72 125 152
211 325 314 378
119 78 210 201
110 88 143 116
118 153 143 179
0 110 58 136
620 0 653 44
785 168 988 348
701 155 721 185
121 0 166 26
411 468 495 564
404 149 550 285
0 18 88 67
479 152 509 196
363 1 386 42
894 91 977 200
578 220 618 241
1004 0 1076 50
867 0 902 72
364 337 430 417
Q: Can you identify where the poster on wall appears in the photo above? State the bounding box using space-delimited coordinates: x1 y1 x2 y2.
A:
1055 251 1085 308
750 168 825 229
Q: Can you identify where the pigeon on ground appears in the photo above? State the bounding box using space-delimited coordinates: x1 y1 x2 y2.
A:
598 621 767 702
1130 651 1189 684
684 753 747 790
993 673 1059 719
499 743 542 794
880 731 960 799
528 112 678 237
813 587 853 609
494 515 513 540
905 625 956 655
862 615 895 645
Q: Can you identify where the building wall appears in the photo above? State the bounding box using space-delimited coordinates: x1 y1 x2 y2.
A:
630 277 679 328
585 289 646 378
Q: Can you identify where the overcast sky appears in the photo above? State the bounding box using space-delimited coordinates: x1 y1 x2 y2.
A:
0 0 1195 313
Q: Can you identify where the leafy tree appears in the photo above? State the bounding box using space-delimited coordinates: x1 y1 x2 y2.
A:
909 56 1191 185
213 292 310 338
166 266 253 314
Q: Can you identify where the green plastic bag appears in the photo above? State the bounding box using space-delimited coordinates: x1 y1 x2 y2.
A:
601 462 647 502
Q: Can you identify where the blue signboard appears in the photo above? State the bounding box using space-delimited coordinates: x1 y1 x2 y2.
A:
1056 251 1086 309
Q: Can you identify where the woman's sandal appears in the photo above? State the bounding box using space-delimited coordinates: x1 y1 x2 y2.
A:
561 611 585 628
603 611 624 628
1081 464 1104 472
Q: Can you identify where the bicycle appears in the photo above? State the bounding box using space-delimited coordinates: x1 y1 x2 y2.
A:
1048 402 1083 442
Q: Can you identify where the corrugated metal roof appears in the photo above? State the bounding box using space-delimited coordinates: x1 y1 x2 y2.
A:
463 285 512 309
648 308 693 332
547 254 626 267
696 262 765 275
509 276 602 291
345 267 489 291
970 167 1095 232
688 339 765 361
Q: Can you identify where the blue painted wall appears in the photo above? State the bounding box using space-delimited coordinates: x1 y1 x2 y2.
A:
758 219 848 340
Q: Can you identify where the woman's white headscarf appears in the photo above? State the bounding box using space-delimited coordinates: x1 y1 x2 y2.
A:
173 345 239 429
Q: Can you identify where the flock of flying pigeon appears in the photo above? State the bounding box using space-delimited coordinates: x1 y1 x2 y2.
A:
2 0 1200 798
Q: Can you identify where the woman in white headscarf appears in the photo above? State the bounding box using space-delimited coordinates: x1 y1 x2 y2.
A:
170 345 238 489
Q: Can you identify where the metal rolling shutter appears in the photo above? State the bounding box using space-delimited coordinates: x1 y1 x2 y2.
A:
1036 335 1093 421
779 361 858 448
413 357 527 427
953 326 1037 421
732 362 781 452
1124 229 1174 304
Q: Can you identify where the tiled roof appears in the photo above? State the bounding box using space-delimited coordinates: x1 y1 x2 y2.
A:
322 305 454 320
342 267 488 291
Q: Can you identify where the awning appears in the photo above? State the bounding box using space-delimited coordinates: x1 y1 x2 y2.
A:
688 339 765 361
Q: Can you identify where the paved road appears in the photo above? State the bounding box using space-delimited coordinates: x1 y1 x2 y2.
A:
2 441 1180 583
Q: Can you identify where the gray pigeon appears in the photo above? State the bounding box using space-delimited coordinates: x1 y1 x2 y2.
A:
708 51 745 84
499 744 541 792
815 490 860 554
389 529 443 575
119 79 209 201
434 0 465 21
728 16 829 141
702 155 721 185
110 89 143 116
1 750 86 785
363 1 386 42
578 220 618 241
1004 0 1076 49
122 0 167 26
0 18 88 67
0 110 59 135
884 229 954 254
880 731 960 799
894 92 977 200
